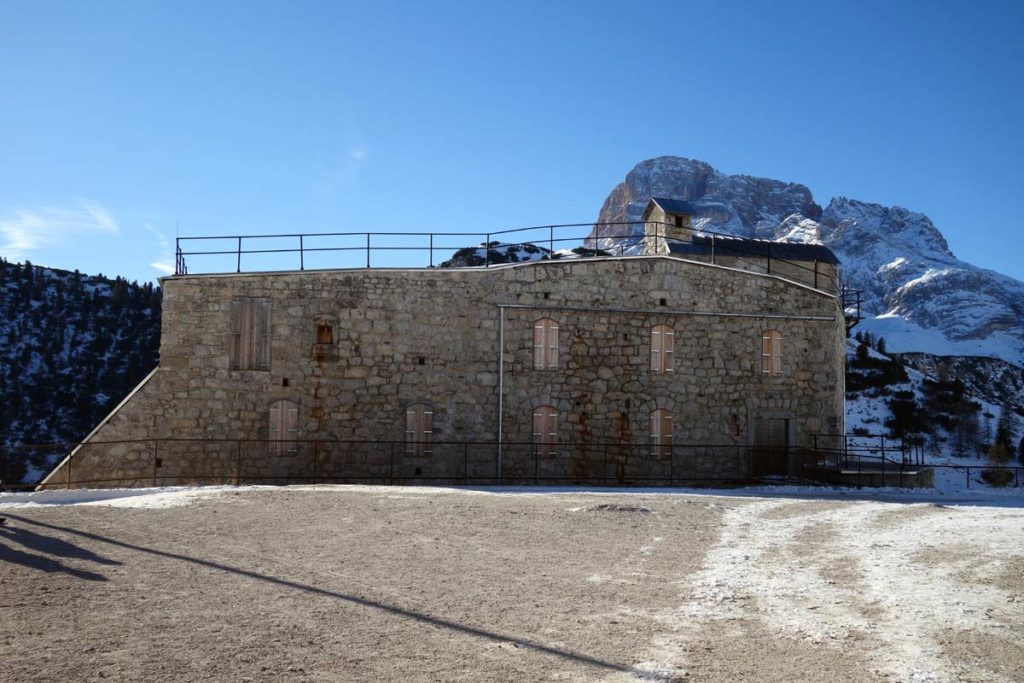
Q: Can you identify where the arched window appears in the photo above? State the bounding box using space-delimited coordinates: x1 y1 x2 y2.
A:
533 318 559 370
650 409 673 459
761 330 783 376
650 324 674 374
268 399 298 455
533 405 558 457
406 404 433 457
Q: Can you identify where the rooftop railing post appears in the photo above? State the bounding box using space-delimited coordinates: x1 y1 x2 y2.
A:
366 233 371 268
485 233 491 267
237 237 242 273
299 235 304 271
429 233 434 268
766 242 771 274
711 234 716 264
814 260 819 289
549 225 554 257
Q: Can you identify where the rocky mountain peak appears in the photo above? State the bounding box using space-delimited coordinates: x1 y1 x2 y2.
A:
589 157 1024 369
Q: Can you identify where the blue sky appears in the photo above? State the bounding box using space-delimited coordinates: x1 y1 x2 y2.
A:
1 0 1022 283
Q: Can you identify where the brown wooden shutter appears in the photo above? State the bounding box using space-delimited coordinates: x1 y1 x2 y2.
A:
421 408 432 456
651 409 673 458
255 299 271 370
664 327 674 372
651 325 674 374
406 405 432 456
230 300 243 370
269 400 282 455
651 326 662 372
772 331 783 375
285 401 298 453
548 321 558 369
533 406 557 457
533 321 546 370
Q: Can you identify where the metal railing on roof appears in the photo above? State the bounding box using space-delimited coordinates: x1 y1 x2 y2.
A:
173 221 843 294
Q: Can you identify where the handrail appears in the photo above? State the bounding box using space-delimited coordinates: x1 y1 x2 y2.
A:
171 221 846 295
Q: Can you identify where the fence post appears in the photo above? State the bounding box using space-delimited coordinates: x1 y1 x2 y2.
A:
766 242 771 273
549 225 554 257
236 236 242 273
429 234 434 268
814 260 819 289
66 454 71 490
299 235 304 271
366 233 371 268
711 234 716 264
485 233 491 267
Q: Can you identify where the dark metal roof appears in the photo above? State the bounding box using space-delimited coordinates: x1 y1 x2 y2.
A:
668 234 840 264
647 197 698 216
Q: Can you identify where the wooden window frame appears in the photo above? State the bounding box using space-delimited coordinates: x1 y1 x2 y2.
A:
761 329 783 376
268 399 299 456
650 324 675 374
230 298 272 371
405 404 433 457
533 318 559 370
533 405 558 457
650 409 673 460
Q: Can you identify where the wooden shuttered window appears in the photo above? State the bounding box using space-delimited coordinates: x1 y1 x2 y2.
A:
761 330 783 376
230 298 272 370
650 324 674 374
533 405 558 457
650 409 673 459
268 399 298 456
406 404 433 457
533 318 559 370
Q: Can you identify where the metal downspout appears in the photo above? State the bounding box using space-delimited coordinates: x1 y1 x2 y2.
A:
497 305 505 482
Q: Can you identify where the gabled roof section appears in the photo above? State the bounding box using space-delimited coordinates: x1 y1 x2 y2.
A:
669 233 840 264
644 197 698 218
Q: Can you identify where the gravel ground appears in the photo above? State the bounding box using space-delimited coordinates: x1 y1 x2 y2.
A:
1 486 1022 682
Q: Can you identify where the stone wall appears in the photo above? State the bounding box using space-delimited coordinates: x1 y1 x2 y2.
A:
40 255 845 488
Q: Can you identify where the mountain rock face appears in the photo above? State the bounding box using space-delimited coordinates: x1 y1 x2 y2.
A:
590 157 1024 371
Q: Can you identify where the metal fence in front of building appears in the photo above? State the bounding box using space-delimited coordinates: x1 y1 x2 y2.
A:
4 437 1021 492
7 438 759 491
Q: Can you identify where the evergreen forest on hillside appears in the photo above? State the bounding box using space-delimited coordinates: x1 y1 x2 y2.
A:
0 259 161 484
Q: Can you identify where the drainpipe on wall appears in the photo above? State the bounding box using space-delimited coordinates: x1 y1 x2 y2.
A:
497 305 505 482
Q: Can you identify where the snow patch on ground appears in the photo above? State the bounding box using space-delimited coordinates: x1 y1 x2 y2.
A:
0 485 241 509
643 497 1024 681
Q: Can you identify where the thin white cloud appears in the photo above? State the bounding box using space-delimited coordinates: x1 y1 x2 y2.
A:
144 223 175 275
0 199 120 261
348 145 368 162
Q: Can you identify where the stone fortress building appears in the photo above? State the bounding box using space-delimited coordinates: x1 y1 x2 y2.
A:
40 198 847 488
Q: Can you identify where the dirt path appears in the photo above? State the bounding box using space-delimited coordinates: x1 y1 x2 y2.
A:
1 486 1021 682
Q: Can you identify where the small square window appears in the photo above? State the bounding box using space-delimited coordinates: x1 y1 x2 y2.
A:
316 323 333 345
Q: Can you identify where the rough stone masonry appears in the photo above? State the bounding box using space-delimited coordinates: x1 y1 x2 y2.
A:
39 254 846 488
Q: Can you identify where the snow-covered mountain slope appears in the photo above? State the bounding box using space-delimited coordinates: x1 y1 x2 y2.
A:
589 157 1024 369
0 259 161 484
